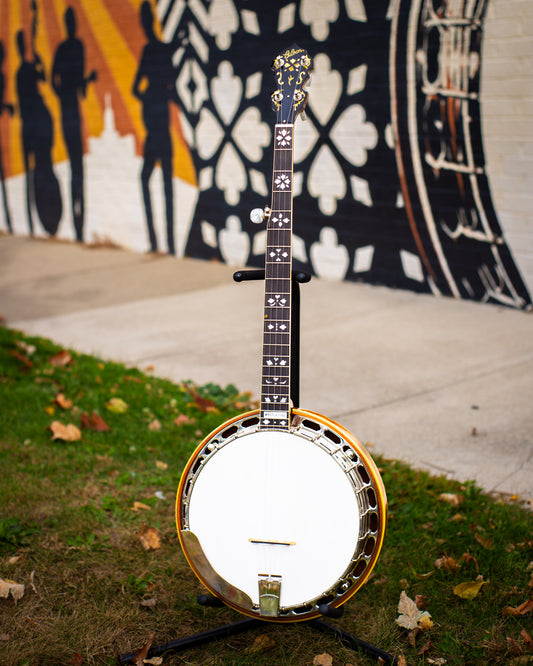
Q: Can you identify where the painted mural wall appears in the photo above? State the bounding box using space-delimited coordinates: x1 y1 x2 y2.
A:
0 0 531 309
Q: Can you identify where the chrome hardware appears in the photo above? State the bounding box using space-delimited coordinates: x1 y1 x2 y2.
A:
258 576 282 617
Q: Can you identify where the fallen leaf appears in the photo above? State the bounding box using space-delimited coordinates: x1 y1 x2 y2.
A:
427 659 447 665
418 614 434 630
313 653 333 666
132 502 151 512
174 414 194 426
10 349 34 368
474 533 495 550
246 634 277 655
417 639 432 656
49 421 82 442
45 405 55 416
503 599 533 616
54 393 73 410
460 553 479 571
396 656 408 666
434 555 460 573
396 591 433 630
148 419 161 431
155 460 168 470
133 631 155 666
137 525 161 551
415 594 429 610
143 658 162 665
49 350 73 367
80 411 110 431
521 628 533 650
453 579 487 600
106 398 128 414
0 577 25 602
67 654 83 666
15 340 36 355
188 387 217 413
140 598 157 609
438 493 464 506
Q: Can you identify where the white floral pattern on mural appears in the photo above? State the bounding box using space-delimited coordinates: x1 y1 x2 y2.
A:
294 53 378 215
195 61 270 207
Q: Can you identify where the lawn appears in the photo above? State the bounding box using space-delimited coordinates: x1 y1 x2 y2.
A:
0 325 532 665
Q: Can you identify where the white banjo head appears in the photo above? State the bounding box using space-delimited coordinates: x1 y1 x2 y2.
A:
176 409 386 622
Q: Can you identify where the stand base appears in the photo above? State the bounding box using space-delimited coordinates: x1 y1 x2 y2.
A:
119 616 397 664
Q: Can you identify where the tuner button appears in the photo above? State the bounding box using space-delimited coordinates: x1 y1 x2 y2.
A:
250 208 265 224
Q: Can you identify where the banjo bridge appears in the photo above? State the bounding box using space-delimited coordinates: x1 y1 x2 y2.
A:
249 538 296 546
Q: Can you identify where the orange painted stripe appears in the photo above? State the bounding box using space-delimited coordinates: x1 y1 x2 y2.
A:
0 0 13 178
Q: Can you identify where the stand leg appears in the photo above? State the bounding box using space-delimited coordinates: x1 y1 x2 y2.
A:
309 619 397 664
119 618 262 663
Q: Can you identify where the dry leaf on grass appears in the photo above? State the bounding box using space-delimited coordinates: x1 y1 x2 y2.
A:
313 653 333 666
49 350 73 367
438 492 464 506
10 350 34 368
155 460 167 470
434 554 460 573
503 599 533 616
15 340 36 355
140 598 157 609
80 411 110 431
133 631 155 666
245 634 277 655
474 532 495 550
49 421 82 442
131 501 151 512
396 590 433 630
137 525 161 551
174 414 194 426
54 393 73 409
0 577 25 602
148 419 161 431
453 579 487 600
105 397 128 414
143 658 162 665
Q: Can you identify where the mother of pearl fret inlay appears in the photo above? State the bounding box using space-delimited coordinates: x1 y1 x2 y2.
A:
273 173 291 190
271 214 291 227
276 127 292 147
269 248 289 262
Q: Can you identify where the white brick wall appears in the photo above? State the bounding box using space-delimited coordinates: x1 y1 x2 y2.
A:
481 0 533 292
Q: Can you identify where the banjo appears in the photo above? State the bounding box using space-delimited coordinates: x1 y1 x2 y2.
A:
176 46 387 622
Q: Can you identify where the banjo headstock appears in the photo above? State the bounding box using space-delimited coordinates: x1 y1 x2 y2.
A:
271 45 312 124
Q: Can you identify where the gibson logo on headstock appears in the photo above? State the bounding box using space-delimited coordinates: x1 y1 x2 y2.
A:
271 45 312 123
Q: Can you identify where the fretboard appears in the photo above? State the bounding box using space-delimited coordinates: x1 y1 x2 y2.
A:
260 123 295 430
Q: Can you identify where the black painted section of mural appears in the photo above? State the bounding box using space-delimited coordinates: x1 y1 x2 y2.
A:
161 0 531 309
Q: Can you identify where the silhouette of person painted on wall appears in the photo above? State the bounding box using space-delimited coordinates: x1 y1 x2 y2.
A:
15 27 61 236
52 6 96 242
133 0 180 255
0 41 14 233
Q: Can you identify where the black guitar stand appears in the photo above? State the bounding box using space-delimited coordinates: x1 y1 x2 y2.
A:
119 269 396 665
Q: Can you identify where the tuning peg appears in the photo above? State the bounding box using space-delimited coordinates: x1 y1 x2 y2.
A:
250 207 271 224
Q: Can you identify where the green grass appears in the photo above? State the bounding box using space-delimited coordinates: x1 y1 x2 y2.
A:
0 326 532 665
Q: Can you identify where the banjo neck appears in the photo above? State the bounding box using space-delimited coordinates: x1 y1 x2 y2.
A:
259 46 311 430
260 122 295 430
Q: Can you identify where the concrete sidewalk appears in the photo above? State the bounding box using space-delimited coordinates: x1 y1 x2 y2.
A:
1 234 532 499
